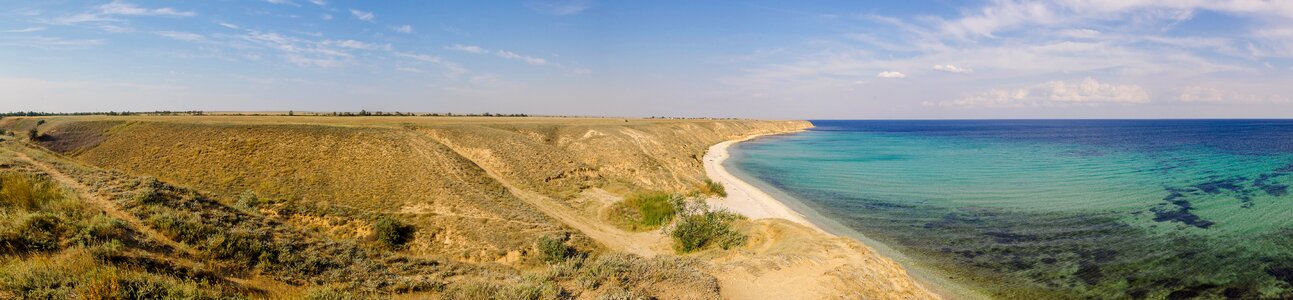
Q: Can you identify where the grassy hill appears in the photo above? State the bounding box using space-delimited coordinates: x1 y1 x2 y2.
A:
7 116 807 262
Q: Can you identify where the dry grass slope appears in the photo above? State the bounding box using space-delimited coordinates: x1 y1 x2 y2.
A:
0 116 940 299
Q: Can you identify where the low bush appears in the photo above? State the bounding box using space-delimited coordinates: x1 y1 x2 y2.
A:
608 192 678 231
667 198 747 253
536 235 576 264
373 216 415 250
699 179 727 197
235 190 260 210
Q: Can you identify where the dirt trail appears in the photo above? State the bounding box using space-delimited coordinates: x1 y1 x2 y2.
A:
10 146 302 298
419 131 671 257
11 150 197 257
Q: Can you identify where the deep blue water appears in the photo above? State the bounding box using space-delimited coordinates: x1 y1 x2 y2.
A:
730 120 1293 299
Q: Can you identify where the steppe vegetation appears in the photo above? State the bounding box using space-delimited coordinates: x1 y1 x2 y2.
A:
0 115 813 298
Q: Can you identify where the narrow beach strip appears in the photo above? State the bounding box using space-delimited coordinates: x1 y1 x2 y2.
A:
703 132 821 231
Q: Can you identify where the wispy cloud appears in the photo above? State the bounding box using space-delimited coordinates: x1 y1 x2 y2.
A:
323 39 388 50
392 25 413 33
929 78 1150 108
98 1 195 17
154 31 205 42
448 44 548 65
447 44 486 54
932 64 972 73
48 1 194 26
394 52 469 78
217 22 239 30
349 9 374 21
1180 86 1291 104
526 0 592 15
5 27 47 33
0 36 106 49
265 0 301 7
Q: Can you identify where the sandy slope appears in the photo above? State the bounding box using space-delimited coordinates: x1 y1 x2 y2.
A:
703 132 940 300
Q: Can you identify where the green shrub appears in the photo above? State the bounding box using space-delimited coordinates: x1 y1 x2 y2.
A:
131 178 164 205
609 192 678 231
536 236 575 264
0 212 66 254
700 179 727 197
235 190 259 210
667 198 747 253
71 214 127 247
373 216 414 250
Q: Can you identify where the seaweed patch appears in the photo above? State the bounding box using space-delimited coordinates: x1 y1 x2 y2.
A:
1151 188 1215 228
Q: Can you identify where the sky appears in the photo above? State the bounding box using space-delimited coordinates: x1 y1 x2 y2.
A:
3 0 1293 119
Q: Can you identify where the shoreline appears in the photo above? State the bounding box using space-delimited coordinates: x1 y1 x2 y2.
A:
702 131 821 231
704 130 984 300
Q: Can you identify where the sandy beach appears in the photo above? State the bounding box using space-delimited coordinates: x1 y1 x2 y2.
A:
704 132 820 230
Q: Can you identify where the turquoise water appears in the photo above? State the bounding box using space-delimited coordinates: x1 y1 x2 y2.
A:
729 120 1293 299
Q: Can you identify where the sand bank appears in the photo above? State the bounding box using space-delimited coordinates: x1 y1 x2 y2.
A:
704 132 820 229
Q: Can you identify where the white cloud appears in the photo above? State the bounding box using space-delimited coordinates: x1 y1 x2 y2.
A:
309 0 326 5
932 64 973 73
392 25 413 33
395 52 469 78
99 1 195 17
527 0 592 16
495 50 548 65
396 66 424 73
349 9 374 21
48 1 194 25
217 22 239 30
154 31 205 42
877 71 906 78
237 31 379 68
265 0 300 6
932 77 1150 107
321 14 333 21
323 39 387 50
0 36 106 49
1059 28 1101 39
1180 86 1290 104
447 44 486 53
5 27 47 33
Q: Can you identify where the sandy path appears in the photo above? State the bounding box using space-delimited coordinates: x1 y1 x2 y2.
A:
419 131 671 257
11 150 198 257
704 133 818 229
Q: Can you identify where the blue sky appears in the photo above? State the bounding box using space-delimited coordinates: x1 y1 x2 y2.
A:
3 0 1293 118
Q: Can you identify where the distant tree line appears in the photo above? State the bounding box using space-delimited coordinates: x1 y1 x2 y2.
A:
324 110 529 117
0 111 206 117
645 116 742 120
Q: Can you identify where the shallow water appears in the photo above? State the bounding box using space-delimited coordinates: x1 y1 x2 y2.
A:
729 120 1293 299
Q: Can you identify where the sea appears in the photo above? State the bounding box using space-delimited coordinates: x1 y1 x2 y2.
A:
726 120 1293 299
